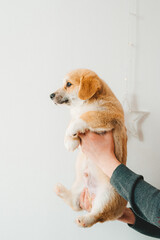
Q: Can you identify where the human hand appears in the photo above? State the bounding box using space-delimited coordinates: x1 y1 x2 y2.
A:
79 189 135 225
79 131 120 178
118 208 136 225
79 188 95 212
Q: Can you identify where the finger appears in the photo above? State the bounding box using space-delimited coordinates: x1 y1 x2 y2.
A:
79 189 85 209
78 132 85 138
79 132 93 146
78 132 88 146
80 188 88 209
85 189 92 211
78 130 90 138
84 190 90 211
91 193 95 200
78 134 85 145
118 208 134 223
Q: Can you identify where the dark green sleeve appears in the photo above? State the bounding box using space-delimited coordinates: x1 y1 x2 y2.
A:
110 164 160 237
129 209 160 238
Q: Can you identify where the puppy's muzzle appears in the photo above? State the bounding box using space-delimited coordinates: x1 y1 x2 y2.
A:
50 92 69 104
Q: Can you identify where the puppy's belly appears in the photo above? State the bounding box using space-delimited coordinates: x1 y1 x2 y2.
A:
83 168 97 195
81 159 113 208
82 158 108 194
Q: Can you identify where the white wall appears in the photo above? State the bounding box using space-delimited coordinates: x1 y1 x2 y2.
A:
0 0 160 239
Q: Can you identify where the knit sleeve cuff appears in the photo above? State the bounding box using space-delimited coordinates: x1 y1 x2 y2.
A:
128 209 160 238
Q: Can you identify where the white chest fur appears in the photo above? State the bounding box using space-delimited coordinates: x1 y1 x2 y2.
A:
70 100 106 119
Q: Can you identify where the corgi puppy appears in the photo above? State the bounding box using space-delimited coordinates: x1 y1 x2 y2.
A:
50 69 127 227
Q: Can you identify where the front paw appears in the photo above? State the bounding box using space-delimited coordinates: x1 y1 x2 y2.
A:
66 119 88 137
64 136 80 151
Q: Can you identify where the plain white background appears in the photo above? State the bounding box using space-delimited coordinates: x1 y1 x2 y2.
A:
0 0 160 239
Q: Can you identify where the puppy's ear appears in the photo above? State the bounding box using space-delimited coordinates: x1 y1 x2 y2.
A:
78 74 101 100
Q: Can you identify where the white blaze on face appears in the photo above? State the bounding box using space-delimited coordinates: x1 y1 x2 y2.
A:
67 87 79 101
63 75 71 86
62 77 82 105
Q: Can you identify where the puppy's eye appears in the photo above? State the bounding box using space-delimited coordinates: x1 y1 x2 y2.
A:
66 82 72 87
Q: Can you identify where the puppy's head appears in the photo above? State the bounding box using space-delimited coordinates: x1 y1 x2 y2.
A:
50 69 101 106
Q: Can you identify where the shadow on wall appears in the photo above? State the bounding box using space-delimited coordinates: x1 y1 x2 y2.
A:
125 94 150 141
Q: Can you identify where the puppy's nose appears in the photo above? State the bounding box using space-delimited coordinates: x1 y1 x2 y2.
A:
50 93 55 99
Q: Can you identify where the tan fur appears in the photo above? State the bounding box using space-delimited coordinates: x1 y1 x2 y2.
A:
52 69 127 227
78 73 101 100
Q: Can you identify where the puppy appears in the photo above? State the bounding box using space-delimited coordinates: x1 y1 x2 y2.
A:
50 69 127 227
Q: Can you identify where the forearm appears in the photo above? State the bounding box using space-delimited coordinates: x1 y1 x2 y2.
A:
110 164 160 228
79 131 160 235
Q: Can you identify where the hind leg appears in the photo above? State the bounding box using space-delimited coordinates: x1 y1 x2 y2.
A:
55 183 83 211
75 183 112 227
76 183 127 227
75 195 107 227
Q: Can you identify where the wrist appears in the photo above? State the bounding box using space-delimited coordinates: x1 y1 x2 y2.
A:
102 155 121 178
